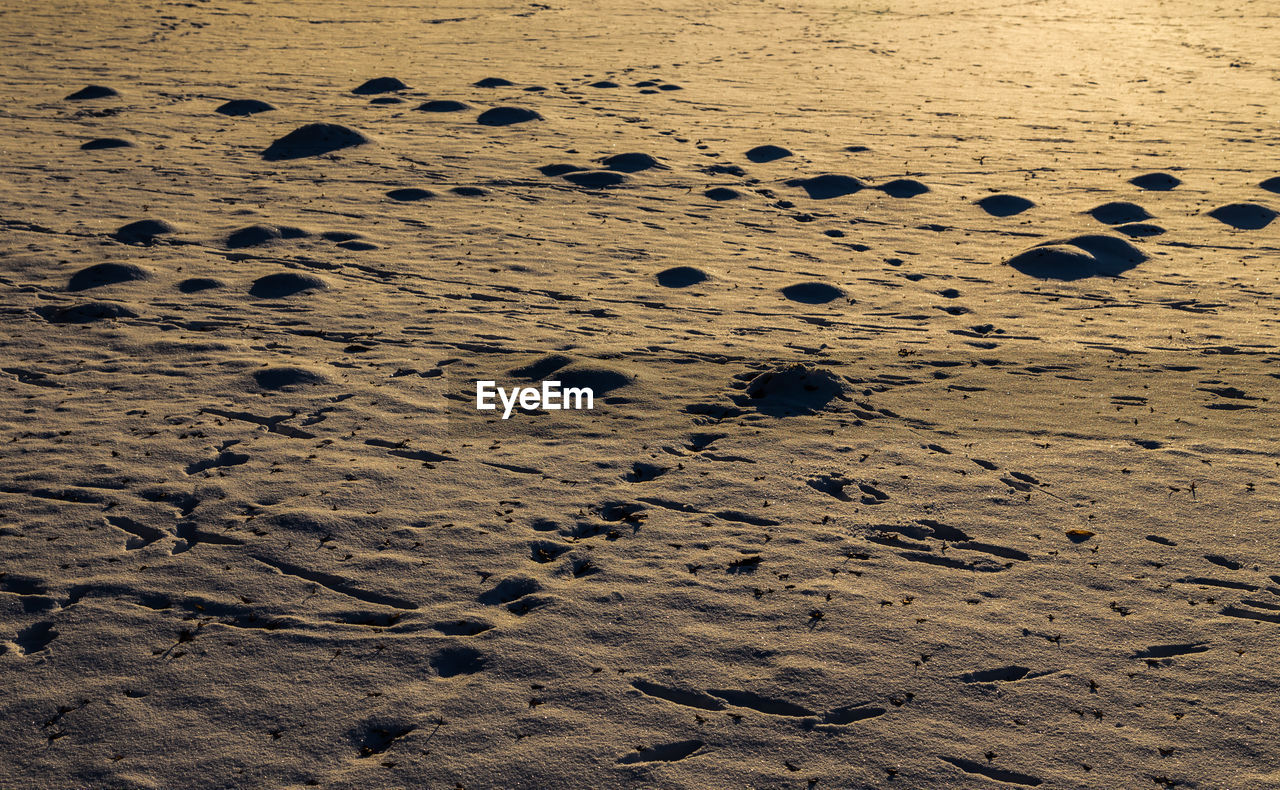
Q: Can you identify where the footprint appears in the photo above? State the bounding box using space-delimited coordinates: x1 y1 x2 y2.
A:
617 740 706 764
429 645 487 677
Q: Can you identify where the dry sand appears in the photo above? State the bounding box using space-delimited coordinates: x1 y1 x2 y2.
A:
2 0 1279 787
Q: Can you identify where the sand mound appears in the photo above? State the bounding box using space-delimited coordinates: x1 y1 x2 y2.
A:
415 100 470 112
781 281 846 304
509 353 573 380
261 123 371 160
65 85 118 100
1130 172 1181 190
1005 234 1147 280
704 187 740 201
1260 177 1280 194
733 364 851 415
476 107 542 126
386 188 435 201
563 170 627 188
1088 201 1152 225
599 152 664 172
878 178 929 198
249 272 329 297
112 218 176 244
215 99 275 116
226 224 308 248
554 364 633 394
745 144 792 163
352 77 408 94
474 77 514 88
320 230 362 242
1115 222 1165 238
539 164 585 177
588 80 619 88
67 262 150 291
508 355 632 393
81 138 133 150
786 174 865 199
975 194 1034 216
1206 202 1276 230
35 301 137 323
252 366 328 390
451 186 486 197
656 266 708 287
177 277 225 293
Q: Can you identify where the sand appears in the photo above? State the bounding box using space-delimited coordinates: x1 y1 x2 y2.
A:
1 0 1279 787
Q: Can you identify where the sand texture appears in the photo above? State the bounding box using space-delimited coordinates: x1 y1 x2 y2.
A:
2 0 1280 787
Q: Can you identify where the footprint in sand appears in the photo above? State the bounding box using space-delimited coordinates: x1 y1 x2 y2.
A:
36 302 137 323
252 366 328 390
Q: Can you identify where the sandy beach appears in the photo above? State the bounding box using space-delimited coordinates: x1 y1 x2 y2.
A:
2 1 1279 787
